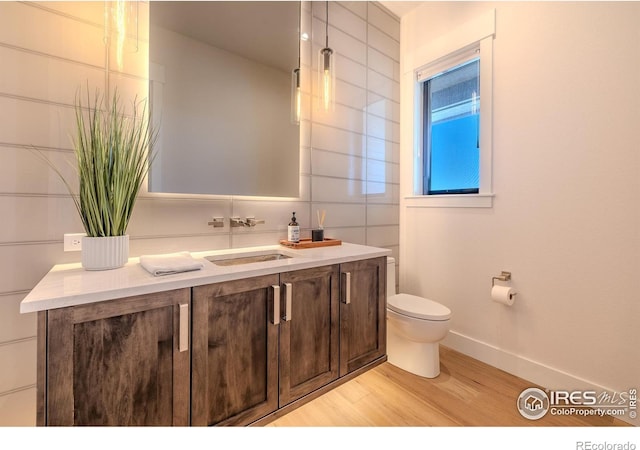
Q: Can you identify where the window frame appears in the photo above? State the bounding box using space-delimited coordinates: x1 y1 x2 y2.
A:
404 10 495 209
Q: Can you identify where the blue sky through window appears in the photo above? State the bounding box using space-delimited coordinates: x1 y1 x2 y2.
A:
424 58 480 194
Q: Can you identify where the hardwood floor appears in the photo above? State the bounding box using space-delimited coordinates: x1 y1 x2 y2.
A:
267 346 630 427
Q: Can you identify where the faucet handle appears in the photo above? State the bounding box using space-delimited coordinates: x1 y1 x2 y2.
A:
208 217 224 228
246 217 265 226
230 217 245 227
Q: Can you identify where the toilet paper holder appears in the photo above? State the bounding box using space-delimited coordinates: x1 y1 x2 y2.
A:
492 271 512 287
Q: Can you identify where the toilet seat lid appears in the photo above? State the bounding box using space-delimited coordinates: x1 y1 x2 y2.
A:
388 293 451 321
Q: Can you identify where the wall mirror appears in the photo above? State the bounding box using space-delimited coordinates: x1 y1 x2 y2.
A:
148 1 301 197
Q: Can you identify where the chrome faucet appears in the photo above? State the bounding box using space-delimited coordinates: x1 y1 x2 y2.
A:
230 217 265 227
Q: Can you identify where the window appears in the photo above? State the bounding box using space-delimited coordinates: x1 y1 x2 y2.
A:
423 57 480 195
405 9 495 208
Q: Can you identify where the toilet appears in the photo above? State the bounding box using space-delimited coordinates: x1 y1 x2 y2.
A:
386 257 451 378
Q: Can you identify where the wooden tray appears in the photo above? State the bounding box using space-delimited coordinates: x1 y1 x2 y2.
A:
279 238 342 249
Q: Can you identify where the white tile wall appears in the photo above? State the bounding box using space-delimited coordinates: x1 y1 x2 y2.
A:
0 146 77 195
366 204 400 226
30 1 106 22
312 123 366 157
367 92 401 123
340 2 368 20
366 225 400 247
368 46 399 81
0 1 400 425
333 78 368 110
128 234 232 256
365 181 399 204
326 2 368 42
366 158 398 184
312 149 366 180
0 196 81 242
368 24 400 60
323 226 367 245
0 97 76 150
0 339 36 393
368 68 400 100
0 294 36 343
368 3 401 42
311 176 367 203
312 101 366 133
127 197 233 237
367 113 400 142
367 136 399 164
0 2 105 66
0 46 104 104
311 203 367 228
0 388 36 426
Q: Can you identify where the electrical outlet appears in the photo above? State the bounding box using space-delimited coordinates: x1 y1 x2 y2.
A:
64 233 85 252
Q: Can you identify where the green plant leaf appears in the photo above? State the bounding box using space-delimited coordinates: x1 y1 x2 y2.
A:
31 86 158 237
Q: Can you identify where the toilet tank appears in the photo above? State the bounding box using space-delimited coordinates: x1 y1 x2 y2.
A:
386 257 396 297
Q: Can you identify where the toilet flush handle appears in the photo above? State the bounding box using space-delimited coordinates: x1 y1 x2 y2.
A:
343 272 351 304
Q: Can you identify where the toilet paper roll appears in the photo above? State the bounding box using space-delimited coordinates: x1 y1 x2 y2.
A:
491 285 516 306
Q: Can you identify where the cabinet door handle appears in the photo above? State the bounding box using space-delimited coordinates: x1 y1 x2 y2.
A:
284 282 293 321
272 285 280 325
179 303 189 352
343 272 351 304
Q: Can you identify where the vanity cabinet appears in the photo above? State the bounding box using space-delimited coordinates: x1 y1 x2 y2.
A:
191 265 339 426
29 246 388 427
339 257 386 376
191 274 280 426
278 265 339 407
38 289 190 426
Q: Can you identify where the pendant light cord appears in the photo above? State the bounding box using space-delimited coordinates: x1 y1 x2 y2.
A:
297 0 301 67
325 1 329 48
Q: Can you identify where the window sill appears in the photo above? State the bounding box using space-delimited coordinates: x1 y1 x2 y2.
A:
404 193 494 208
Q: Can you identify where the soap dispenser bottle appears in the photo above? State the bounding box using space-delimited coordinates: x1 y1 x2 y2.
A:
288 212 300 243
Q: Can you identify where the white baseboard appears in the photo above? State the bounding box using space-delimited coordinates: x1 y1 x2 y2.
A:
442 330 638 427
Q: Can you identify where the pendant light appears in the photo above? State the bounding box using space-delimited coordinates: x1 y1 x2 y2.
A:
291 1 302 124
106 0 139 72
318 1 335 112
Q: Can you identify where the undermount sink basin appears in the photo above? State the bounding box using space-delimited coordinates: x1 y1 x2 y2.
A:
205 252 292 267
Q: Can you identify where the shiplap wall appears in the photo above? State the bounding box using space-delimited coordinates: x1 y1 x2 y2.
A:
0 1 399 425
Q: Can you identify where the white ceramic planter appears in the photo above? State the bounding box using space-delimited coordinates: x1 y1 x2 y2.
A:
81 235 129 270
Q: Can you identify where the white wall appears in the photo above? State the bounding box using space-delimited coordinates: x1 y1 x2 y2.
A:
0 1 400 425
400 1 639 425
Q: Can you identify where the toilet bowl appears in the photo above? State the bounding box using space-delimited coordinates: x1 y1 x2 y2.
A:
386 257 451 378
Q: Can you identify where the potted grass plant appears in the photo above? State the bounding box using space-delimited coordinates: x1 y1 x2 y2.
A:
38 87 156 270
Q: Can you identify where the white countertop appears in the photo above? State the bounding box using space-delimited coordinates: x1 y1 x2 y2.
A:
20 242 391 313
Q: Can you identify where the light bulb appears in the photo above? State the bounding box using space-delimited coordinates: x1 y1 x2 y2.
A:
109 0 139 71
318 47 335 112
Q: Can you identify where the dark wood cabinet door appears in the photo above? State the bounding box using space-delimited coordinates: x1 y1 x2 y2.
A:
191 274 280 426
279 265 339 406
339 257 387 376
44 289 191 426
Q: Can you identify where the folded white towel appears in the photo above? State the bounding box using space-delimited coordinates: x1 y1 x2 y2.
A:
140 251 205 276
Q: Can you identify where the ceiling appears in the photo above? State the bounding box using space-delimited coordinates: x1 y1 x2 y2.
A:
379 1 425 18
